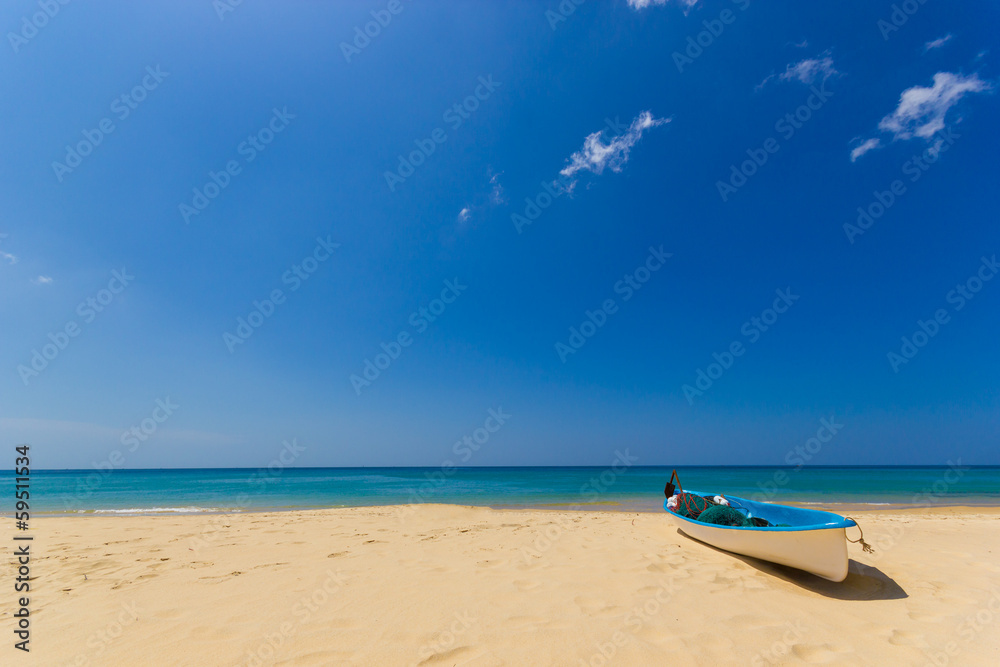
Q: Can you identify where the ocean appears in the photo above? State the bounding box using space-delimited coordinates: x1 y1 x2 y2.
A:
4 465 999 515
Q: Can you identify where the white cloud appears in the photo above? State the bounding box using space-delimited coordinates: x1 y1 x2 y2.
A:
924 34 953 52
757 53 839 92
32 275 53 285
489 170 505 205
793 40 809 49
560 111 669 186
0 233 13 264
453 169 504 228
628 0 699 10
877 72 990 140
850 138 882 162
754 73 777 92
780 54 839 85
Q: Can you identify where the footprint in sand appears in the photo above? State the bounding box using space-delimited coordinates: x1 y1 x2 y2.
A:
506 615 549 629
791 642 854 663
419 646 480 665
907 610 944 623
323 618 364 630
888 629 922 646
573 595 622 617
251 562 290 570
291 649 358 664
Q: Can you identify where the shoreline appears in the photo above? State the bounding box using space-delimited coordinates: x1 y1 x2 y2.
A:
12 497 1000 518
6 504 1000 665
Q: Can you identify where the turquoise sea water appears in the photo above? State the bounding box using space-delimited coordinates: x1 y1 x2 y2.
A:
3 466 998 515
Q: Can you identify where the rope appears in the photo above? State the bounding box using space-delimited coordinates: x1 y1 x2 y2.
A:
677 492 709 519
844 517 875 554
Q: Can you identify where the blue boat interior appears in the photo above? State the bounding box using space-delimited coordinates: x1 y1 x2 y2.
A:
666 490 857 532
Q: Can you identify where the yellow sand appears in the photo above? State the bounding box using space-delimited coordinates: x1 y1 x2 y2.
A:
4 505 1000 666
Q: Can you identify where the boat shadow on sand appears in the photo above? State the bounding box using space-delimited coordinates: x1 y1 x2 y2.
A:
676 529 908 601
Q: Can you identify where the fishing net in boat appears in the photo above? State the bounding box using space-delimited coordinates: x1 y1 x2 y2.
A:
672 492 712 520
698 504 753 527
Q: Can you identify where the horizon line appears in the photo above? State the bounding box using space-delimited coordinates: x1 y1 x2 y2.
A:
6 464 998 473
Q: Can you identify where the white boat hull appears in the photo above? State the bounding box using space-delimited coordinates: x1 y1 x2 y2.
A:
666 513 850 581
663 492 855 582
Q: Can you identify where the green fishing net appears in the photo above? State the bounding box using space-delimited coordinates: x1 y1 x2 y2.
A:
698 504 753 527
673 493 711 519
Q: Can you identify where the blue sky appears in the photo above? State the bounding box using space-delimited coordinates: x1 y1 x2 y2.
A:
1 0 998 469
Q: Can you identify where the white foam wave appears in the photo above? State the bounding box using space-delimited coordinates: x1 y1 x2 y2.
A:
89 507 235 514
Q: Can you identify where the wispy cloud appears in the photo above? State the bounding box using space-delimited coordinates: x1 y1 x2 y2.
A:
32 275 53 285
851 71 991 161
757 52 839 91
0 233 14 265
924 34 953 52
878 71 990 140
489 169 505 205
754 74 777 92
627 0 699 11
782 55 838 84
560 111 669 188
453 169 505 227
850 138 882 162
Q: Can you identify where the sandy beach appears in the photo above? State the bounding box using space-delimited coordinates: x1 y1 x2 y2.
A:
5 505 1000 666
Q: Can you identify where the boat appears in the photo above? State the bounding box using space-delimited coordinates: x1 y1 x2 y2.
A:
662 476 867 582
